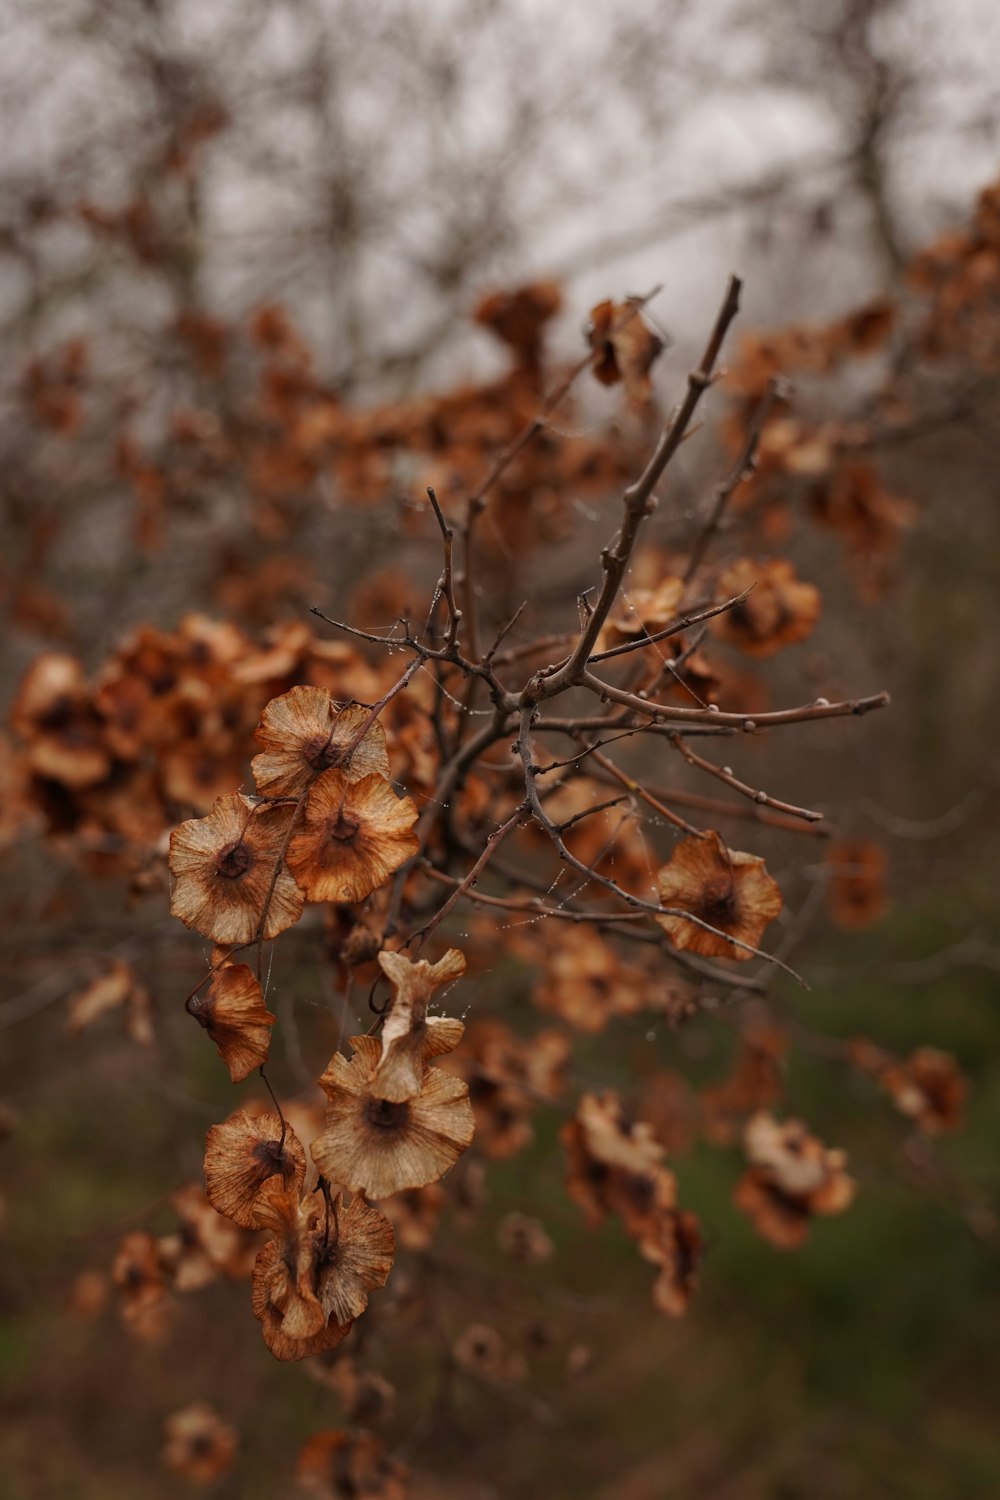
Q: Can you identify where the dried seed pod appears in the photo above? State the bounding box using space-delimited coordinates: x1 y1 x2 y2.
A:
161 1402 238 1484
204 1110 306 1228
656 832 782 960
373 948 466 1102
170 792 304 944
734 1112 855 1249
313 1036 474 1200
286 771 419 905
189 964 276 1082
713 558 821 657
252 687 390 798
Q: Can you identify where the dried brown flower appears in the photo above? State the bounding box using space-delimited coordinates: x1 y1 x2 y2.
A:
11 652 111 788
286 771 419 904
170 792 305 944
442 1019 567 1159
856 1045 968 1134
734 1112 855 1249
296 1429 410 1500
656 831 782 960
313 1035 474 1200
533 926 645 1032
162 1402 238 1485
474 281 562 365
825 840 889 930
453 1322 527 1384
588 298 664 404
188 964 276 1082
497 1212 555 1264
250 1183 353 1362
712 558 821 657
563 1092 677 1246
252 687 390 798
112 1231 175 1342
204 1109 306 1228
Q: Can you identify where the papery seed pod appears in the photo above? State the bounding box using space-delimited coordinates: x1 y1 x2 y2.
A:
656 832 781 960
204 1110 306 1228
313 1036 474 1200
252 687 390 798
286 772 418 905
170 793 304 944
189 964 276 1082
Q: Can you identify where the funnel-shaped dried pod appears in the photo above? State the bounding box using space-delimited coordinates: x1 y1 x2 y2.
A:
296 1429 410 1500
734 1112 855 1249
286 771 419 905
315 1193 396 1328
251 1182 328 1342
189 964 276 1082
656 831 782 961
313 1036 474 1200
170 793 305 944
252 687 390 798
713 558 821 658
373 948 466 1102
162 1402 238 1484
204 1109 306 1228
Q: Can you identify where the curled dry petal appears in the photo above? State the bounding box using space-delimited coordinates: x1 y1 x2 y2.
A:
251 1240 353 1362
317 1193 396 1327
252 686 390 798
204 1109 306 1228
643 1208 703 1318
374 948 466 1102
66 960 153 1045
313 1035 474 1200
588 299 664 404
656 831 782 961
286 771 419 905
170 792 304 944
189 964 276 1082
250 1180 393 1362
